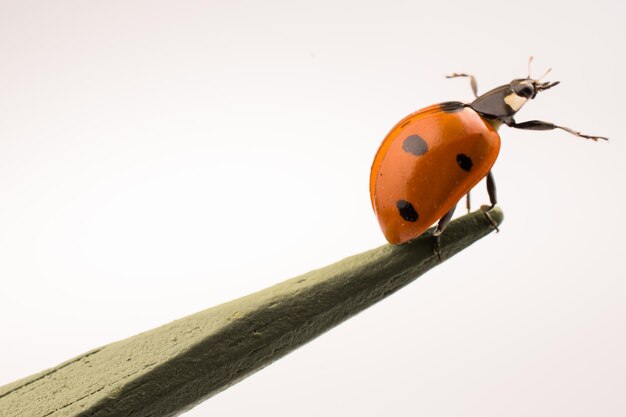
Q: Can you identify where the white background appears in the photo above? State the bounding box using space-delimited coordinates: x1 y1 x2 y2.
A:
1 1 624 416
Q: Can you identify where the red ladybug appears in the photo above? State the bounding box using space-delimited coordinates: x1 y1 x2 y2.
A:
370 59 606 256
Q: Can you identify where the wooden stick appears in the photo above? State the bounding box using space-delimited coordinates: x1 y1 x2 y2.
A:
0 208 503 417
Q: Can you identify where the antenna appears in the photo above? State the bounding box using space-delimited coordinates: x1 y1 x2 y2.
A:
536 67 552 81
527 56 552 81
527 56 534 79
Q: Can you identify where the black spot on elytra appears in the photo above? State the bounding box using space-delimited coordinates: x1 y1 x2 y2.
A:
402 135 428 156
456 153 473 171
440 101 465 113
397 200 419 222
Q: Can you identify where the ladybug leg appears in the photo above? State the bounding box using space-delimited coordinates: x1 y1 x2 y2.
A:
432 204 457 261
486 171 497 208
506 119 608 141
446 73 478 98
480 171 500 233
433 205 457 236
467 170 496 215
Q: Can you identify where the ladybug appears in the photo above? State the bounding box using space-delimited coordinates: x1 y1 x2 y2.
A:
370 59 606 257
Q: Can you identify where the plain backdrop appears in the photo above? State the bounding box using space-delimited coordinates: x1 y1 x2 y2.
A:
1 1 624 416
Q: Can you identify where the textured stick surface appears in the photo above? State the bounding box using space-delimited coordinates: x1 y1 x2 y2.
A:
0 208 503 417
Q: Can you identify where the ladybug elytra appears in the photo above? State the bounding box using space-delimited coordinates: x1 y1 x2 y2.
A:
369 59 606 256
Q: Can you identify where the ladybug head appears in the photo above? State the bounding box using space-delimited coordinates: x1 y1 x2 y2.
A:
515 56 560 98
470 58 560 121
510 77 560 100
502 60 560 113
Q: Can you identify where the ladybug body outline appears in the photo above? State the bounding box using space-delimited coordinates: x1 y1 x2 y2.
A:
370 62 606 248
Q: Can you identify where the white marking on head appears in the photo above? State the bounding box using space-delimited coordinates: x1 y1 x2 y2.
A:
504 93 528 112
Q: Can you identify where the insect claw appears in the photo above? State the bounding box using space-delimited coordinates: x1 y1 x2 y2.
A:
582 133 608 141
433 234 443 261
480 206 500 233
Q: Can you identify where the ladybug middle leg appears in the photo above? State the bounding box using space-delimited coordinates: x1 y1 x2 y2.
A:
432 204 457 261
481 171 499 233
466 168 496 214
486 171 497 209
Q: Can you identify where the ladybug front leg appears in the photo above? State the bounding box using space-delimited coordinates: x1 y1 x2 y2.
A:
446 73 478 98
432 204 457 261
506 119 608 141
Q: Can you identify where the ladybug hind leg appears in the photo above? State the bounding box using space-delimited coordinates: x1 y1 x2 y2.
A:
432 204 457 261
